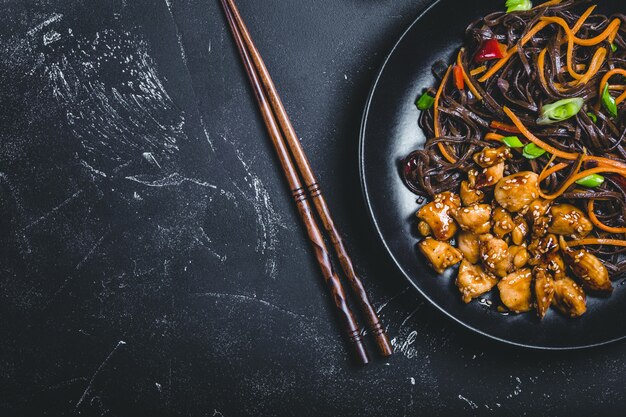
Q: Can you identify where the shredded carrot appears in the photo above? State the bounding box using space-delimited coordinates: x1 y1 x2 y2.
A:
470 66 487 76
540 166 626 200
541 17 621 47
539 161 569 183
434 66 456 163
533 0 562 9
575 47 607 86
503 107 580 159
456 49 482 100
573 5 597 32
567 238 626 247
587 200 626 234
599 68 626 105
490 120 521 134
485 133 504 142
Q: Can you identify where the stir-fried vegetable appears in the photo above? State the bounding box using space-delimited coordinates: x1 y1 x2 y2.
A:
505 0 532 13
536 98 584 125
416 93 435 110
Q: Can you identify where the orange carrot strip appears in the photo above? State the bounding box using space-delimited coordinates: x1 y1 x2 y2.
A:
434 66 456 163
575 47 607 86
470 66 487 76
533 0 562 9
567 238 626 247
503 106 580 159
587 200 626 234
490 120 521 134
572 5 596 33
540 167 626 200
485 133 504 142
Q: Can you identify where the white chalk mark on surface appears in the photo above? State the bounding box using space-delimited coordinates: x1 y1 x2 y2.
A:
75 340 127 410
22 189 84 231
27 13 63 36
75 231 109 270
375 286 410 314
400 304 423 328
194 292 306 319
458 394 479 410
80 160 107 178
142 152 162 169
125 173 217 189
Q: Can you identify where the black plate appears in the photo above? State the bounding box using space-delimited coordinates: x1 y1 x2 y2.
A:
360 0 626 349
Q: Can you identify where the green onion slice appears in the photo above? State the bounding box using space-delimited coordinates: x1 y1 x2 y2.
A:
586 112 598 123
575 174 605 188
522 143 546 159
502 136 524 148
602 83 618 118
505 0 532 13
611 43 618 53
536 98 584 125
416 93 435 110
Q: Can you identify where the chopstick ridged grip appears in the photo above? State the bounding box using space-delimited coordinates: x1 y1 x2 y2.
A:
220 1 369 364
221 0 392 357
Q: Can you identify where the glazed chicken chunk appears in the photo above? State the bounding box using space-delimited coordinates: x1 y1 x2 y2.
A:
452 204 492 235
494 172 539 213
562 244 612 293
456 259 498 303
479 234 510 278
533 267 555 319
417 192 461 241
460 180 484 206
547 204 593 238
492 207 515 239
418 237 463 274
472 146 512 168
552 278 587 318
457 231 480 264
511 215 529 245
498 268 533 313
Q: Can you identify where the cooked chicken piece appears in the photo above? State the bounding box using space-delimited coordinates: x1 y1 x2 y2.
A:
561 243 612 293
456 259 498 303
475 162 505 189
452 204 492 235
416 192 461 241
417 221 432 237
528 198 552 220
528 234 558 265
472 146 512 168
498 268 533 313
460 180 484 206
508 245 529 270
547 204 593 238
552 278 587 318
526 198 552 238
418 237 463 274
494 172 540 213
457 231 480 264
545 252 566 281
479 234 510 278
511 215 529 245
533 267 554 319
492 207 515 239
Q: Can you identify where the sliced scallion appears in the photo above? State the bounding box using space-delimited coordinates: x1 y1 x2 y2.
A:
522 143 546 159
536 98 584 125
575 174 605 188
416 93 435 110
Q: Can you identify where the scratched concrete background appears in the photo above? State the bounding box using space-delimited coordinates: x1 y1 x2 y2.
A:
0 0 624 416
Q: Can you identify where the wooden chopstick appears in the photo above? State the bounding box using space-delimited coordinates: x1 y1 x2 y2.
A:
220 0 393 361
221 0 393 359
219 0 370 364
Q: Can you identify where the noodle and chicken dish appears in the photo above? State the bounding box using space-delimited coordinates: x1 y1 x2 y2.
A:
402 0 626 318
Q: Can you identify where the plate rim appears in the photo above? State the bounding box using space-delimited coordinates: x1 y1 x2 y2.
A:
358 0 626 350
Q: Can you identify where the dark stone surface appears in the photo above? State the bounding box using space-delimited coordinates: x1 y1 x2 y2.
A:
0 0 624 416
